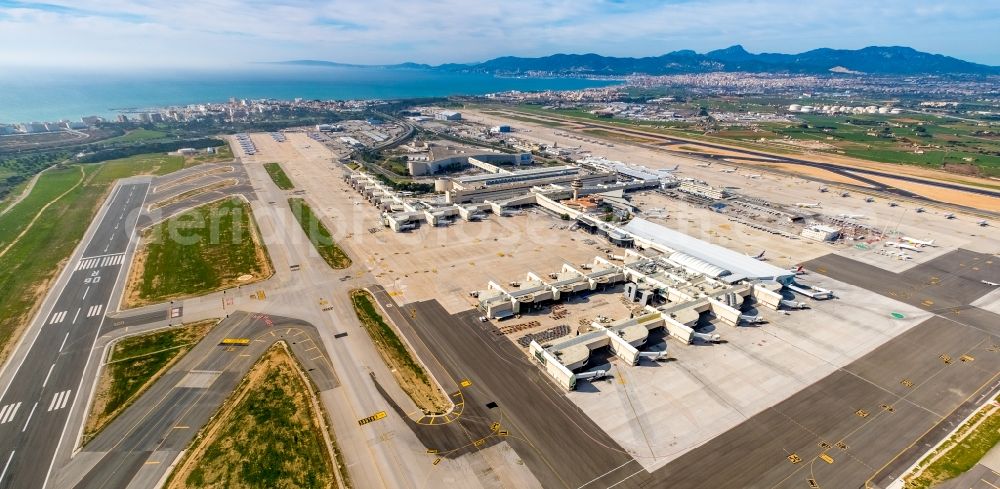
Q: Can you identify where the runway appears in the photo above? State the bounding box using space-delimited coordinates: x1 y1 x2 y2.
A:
0 180 149 489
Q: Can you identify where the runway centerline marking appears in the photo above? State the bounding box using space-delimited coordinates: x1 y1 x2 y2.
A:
0 451 13 484
59 332 69 352
21 402 37 432
43 364 55 388
72 308 80 324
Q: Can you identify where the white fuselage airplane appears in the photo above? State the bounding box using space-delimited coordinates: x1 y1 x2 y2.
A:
982 280 999 286
720 168 736 173
886 241 921 252
901 237 935 247
796 202 822 208
838 213 866 220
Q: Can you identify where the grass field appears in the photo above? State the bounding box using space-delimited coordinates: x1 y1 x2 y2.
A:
350 289 449 414
0 152 201 366
263 162 294 190
192 144 233 163
0 166 84 250
83 320 216 445
126 197 272 307
905 398 1000 488
103 129 169 144
167 344 343 489
288 198 351 269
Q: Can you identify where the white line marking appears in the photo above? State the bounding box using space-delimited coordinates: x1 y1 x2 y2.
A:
72 308 80 324
22 402 37 432
43 364 55 387
0 402 19 424
44 183 148 489
82 286 89 300
47 392 59 412
59 332 69 352
86 305 102 318
0 451 14 484
58 391 71 410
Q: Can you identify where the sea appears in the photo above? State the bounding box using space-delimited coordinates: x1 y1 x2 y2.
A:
0 66 619 124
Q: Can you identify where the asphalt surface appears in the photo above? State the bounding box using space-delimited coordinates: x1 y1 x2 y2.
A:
0 181 150 489
67 311 337 489
369 288 640 489
569 119 1000 202
613 250 1000 488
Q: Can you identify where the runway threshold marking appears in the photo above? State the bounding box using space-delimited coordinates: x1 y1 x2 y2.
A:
47 390 72 412
0 402 21 424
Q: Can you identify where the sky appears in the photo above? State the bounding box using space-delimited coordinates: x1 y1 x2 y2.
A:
0 0 998 70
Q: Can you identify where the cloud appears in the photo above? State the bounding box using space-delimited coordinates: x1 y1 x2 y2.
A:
0 0 997 68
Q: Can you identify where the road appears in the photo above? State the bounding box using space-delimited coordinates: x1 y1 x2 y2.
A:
0 180 150 489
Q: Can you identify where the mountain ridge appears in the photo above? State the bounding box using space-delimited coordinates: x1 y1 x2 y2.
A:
271 45 999 76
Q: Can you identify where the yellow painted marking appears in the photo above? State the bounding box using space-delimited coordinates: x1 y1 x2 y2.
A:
922 299 934 306
358 411 388 426
426 449 438 454
940 354 953 364
819 453 834 464
432 458 442 466
901 379 914 388
490 422 500 432
787 453 801 464
144 461 161 465
220 338 251 346
473 439 485 447
960 354 974 362
835 441 848 450
498 430 509 436
855 409 869 418
174 426 189 429
427 416 437 425
460 379 472 388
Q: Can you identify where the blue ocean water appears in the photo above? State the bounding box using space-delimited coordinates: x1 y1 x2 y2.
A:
0 66 618 124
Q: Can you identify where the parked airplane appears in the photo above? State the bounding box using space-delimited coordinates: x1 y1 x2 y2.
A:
795 202 822 208
697 162 712 168
885 241 921 252
915 207 925 213
720 168 737 173
944 213 956 219
901 237 935 247
840 191 850 197
838 213 866 220
982 280 999 286
978 220 989 226
889 202 899 207
746 174 762 179
865 197 876 203
819 186 829 192
789 265 806 275
750 250 766 260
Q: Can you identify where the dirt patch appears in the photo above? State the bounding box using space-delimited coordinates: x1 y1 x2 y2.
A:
860 174 1000 213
